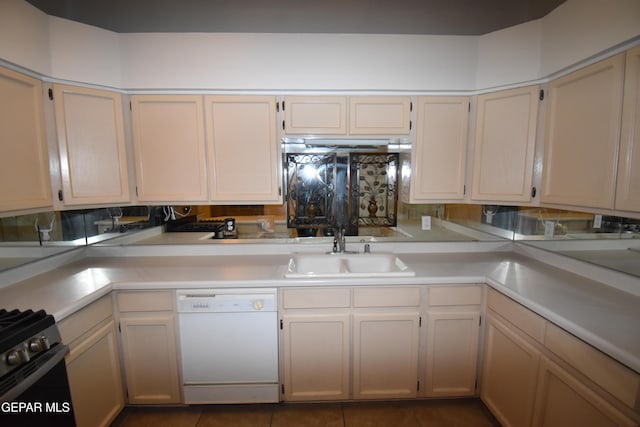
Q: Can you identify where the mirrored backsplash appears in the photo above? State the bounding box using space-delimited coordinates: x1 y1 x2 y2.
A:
1 203 639 278
0 206 161 246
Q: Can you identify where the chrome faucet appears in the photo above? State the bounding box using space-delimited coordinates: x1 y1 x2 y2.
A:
332 227 346 253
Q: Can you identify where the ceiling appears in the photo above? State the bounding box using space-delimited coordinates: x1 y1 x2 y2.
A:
25 0 567 35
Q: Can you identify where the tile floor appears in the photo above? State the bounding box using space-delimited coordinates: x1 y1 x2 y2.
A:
111 398 501 427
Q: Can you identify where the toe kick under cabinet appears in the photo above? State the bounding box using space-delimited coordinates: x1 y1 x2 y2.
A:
279 284 483 402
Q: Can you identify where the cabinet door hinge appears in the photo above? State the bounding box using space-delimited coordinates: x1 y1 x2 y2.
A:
282 120 285 131
417 380 420 391
276 101 280 112
410 101 413 112
539 89 545 101
479 315 482 327
463 185 466 195
135 186 139 197
418 316 422 327
281 384 285 394
282 100 285 111
280 319 283 330
129 100 132 111
48 88 54 101
57 190 63 202
278 187 282 197
531 186 537 198
468 102 471 112
409 120 412 131
118 322 121 333
475 378 478 391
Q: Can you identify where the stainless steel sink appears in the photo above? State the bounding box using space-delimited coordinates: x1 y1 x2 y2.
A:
285 253 415 278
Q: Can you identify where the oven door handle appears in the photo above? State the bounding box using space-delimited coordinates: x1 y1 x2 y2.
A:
0 344 69 403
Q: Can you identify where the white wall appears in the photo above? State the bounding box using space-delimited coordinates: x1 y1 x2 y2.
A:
119 33 477 91
541 0 640 76
49 17 121 88
475 19 542 90
1 0 640 92
0 0 50 75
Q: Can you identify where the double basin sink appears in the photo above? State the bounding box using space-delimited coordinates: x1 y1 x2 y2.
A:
285 253 415 278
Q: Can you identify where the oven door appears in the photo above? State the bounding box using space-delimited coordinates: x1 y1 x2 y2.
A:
0 344 76 426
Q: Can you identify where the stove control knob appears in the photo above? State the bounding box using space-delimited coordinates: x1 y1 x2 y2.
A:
29 336 50 353
6 348 30 366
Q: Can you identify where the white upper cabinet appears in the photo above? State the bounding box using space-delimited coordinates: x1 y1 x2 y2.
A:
283 96 347 135
130 95 208 202
411 96 469 201
204 96 281 204
615 45 640 212
471 85 539 203
0 67 52 212
349 96 411 135
541 53 625 209
53 84 130 206
283 96 411 135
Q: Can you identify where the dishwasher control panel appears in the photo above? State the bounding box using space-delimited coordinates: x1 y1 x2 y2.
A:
177 288 276 313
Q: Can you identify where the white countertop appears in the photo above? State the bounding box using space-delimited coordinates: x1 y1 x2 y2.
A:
1 243 639 374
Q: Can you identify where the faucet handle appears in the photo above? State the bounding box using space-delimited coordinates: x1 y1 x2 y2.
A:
364 243 371 253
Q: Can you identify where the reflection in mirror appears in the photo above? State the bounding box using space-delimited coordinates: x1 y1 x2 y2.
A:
444 204 640 278
0 206 160 272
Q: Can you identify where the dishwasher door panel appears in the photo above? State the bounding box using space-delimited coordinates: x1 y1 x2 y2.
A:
179 311 278 384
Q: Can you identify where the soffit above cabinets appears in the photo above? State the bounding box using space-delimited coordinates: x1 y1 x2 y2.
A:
24 0 567 35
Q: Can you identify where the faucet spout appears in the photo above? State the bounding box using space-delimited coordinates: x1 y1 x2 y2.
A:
332 227 346 253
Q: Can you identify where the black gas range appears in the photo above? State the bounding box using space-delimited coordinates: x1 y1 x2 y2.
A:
0 309 75 426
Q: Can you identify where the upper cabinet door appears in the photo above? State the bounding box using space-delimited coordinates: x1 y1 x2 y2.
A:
0 67 52 212
349 96 411 135
204 96 281 204
412 96 469 201
541 53 625 209
615 46 640 212
53 84 130 206
471 85 539 203
283 96 347 135
130 95 207 202
283 96 411 136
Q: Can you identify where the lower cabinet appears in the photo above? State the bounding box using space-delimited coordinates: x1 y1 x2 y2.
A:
352 286 421 399
280 287 351 401
281 312 350 401
352 311 420 399
58 296 124 427
482 288 640 427
532 357 636 427
116 291 181 404
424 285 482 397
481 312 541 427
280 286 421 401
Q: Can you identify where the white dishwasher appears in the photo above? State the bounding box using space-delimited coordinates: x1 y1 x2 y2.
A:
176 288 279 404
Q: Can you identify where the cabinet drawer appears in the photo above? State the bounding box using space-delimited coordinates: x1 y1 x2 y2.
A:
428 285 482 306
487 288 546 343
59 296 113 344
353 287 420 307
117 291 174 312
545 322 640 409
282 288 350 309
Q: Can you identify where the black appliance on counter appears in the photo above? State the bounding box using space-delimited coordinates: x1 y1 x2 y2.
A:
0 309 75 427
165 216 237 239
